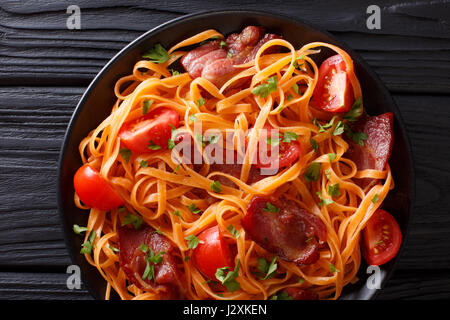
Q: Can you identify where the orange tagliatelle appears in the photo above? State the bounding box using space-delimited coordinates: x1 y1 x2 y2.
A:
74 29 394 300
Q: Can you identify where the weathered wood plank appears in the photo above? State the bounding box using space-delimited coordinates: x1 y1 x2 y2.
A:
0 1 449 92
0 269 449 300
1 87 449 270
0 272 92 300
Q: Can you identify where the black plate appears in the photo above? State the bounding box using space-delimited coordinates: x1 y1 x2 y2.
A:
57 10 414 300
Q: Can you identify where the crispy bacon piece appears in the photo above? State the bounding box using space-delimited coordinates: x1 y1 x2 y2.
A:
345 112 394 188
181 26 281 87
118 225 185 299
284 287 319 300
242 196 327 265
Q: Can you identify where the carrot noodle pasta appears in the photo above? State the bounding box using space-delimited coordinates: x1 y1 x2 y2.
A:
74 27 394 300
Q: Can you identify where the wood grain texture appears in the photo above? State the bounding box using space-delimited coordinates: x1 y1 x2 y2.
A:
0 0 449 300
0 1 449 92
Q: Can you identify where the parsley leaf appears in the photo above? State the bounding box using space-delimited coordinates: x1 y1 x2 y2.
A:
257 256 277 280
80 230 96 254
328 153 337 162
344 124 368 146
267 134 281 146
251 76 278 98
142 99 154 115
330 263 341 273
173 210 181 217
122 214 143 230
196 97 205 107
263 202 280 213
227 224 240 239
310 138 319 152
119 148 132 164
185 234 200 249
142 43 170 64
328 183 341 197
142 248 166 282
270 291 293 300
343 97 363 122
371 193 379 203
305 162 321 182
215 259 241 292
148 140 161 150
73 224 88 235
188 203 202 214
219 40 227 48
317 191 334 207
332 121 345 136
167 139 175 150
292 83 299 94
282 131 298 143
210 180 222 193
140 160 148 168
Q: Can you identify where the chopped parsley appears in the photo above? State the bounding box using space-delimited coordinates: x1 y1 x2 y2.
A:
263 202 280 213
73 224 88 235
142 99 154 115
310 138 319 152
215 259 241 292
371 193 379 203
169 69 180 76
219 40 227 48
282 131 298 143
328 183 341 197
292 83 299 94
330 263 341 273
147 140 161 150
257 256 277 280
80 230 96 254
227 224 240 239
266 134 281 146
251 76 278 98
317 191 334 207
332 121 345 136
270 291 293 300
185 234 200 249
196 97 205 107
119 148 132 164
140 160 148 168
304 162 321 182
142 43 170 64
188 203 202 215
121 214 143 230
210 180 222 193
328 153 337 162
142 248 166 282
173 210 181 217
343 97 363 122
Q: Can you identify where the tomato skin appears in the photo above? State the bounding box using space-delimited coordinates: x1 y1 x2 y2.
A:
119 107 179 154
312 54 354 113
252 125 301 169
74 164 124 211
193 226 234 280
363 209 402 266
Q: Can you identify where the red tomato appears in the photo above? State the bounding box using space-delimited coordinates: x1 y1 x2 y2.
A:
312 54 354 113
254 128 301 169
74 164 124 211
363 209 402 266
119 107 179 154
193 226 234 280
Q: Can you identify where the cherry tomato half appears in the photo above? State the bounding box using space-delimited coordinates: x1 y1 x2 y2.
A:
119 107 179 154
193 226 234 280
363 209 402 266
74 164 124 211
250 125 301 169
312 54 354 113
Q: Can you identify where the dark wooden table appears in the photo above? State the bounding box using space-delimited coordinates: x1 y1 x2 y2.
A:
1 0 449 300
